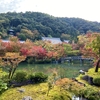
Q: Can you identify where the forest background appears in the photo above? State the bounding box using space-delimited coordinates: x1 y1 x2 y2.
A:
0 12 100 42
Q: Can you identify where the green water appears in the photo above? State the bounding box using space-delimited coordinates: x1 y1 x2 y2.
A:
18 62 92 78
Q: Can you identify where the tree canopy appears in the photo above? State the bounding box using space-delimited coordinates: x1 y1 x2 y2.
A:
78 33 100 72
0 12 100 41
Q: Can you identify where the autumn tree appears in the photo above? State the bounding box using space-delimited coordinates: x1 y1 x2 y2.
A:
78 33 100 72
34 40 65 61
0 52 26 79
28 46 47 61
90 34 100 72
61 42 80 56
2 36 22 52
18 29 41 41
0 36 26 79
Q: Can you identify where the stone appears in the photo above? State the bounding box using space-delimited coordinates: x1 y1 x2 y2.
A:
22 96 33 100
17 88 25 93
79 70 85 74
82 75 89 81
88 76 93 85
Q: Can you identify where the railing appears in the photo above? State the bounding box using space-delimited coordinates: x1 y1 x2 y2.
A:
52 56 93 64
65 56 93 61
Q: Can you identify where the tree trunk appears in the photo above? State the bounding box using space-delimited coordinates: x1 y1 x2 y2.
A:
95 59 100 72
8 67 13 79
10 66 17 79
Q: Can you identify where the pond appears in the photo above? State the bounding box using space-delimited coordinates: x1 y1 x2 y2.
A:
18 62 92 78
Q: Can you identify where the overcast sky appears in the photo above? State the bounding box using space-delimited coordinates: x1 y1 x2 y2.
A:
0 0 100 22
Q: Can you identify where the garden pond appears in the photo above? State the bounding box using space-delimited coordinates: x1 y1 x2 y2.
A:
0 62 93 100
18 61 93 78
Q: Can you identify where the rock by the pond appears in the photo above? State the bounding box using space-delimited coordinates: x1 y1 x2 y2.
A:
82 75 94 85
88 76 93 85
22 96 33 100
17 88 25 93
72 95 79 100
82 75 89 81
79 70 85 74
72 95 88 100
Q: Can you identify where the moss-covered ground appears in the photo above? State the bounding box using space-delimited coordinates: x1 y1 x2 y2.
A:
0 83 72 100
76 67 100 88
0 67 100 100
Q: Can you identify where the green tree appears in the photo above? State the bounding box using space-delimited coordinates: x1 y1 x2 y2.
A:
60 33 71 41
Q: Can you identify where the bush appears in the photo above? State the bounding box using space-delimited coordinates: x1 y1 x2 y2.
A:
80 86 100 100
12 71 27 83
1 75 10 83
0 79 8 94
0 68 7 79
93 77 100 86
26 57 34 64
52 92 71 100
29 72 48 83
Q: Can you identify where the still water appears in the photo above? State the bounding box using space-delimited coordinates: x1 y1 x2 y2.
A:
18 62 92 78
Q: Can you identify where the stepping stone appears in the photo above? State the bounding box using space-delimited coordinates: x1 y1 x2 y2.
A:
22 96 33 100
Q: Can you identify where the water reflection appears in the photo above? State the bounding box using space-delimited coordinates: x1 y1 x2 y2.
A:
18 62 92 78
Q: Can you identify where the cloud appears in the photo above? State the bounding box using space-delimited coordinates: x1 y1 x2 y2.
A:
0 0 24 13
0 0 100 22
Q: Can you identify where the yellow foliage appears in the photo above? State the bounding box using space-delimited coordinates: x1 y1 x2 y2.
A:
5 52 20 57
55 78 85 96
0 83 71 100
76 67 100 90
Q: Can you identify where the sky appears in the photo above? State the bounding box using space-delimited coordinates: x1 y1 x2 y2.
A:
0 0 100 22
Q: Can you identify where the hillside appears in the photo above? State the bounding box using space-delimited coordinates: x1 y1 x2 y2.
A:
0 11 100 41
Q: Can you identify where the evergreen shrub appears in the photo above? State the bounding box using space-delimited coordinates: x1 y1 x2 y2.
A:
29 72 48 83
93 77 100 86
12 71 27 83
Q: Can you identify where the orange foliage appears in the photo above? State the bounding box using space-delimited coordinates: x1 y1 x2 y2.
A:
55 78 85 95
0 52 26 79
